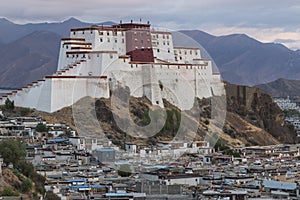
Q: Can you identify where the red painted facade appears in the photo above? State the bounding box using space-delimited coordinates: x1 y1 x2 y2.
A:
118 23 154 63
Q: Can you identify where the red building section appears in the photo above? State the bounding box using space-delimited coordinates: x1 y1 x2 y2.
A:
116 23 154 63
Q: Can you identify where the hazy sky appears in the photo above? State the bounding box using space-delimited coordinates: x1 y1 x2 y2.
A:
2 0 300 49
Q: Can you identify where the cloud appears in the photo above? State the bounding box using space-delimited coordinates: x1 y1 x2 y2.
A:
274 39 299 44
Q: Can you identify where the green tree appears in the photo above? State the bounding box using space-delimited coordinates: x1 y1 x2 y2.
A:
0 139 26 167
223 149 241 157
214 139 230 152
19 107 31 116
0 186 19 196
35 123 48 132
21 178 32 193
31 172 46 195
4 98 15 110
18 160 34 178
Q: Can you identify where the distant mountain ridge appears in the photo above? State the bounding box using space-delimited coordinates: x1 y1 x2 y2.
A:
0 18 300 88
0 17 110 44
256 78 300 97
0 31 61 88
181 30 300 86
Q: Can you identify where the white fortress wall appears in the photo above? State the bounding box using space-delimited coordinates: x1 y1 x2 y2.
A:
195 70 213 98
156 65 197 110
57 40 68 71
195 61 214 98
15 83 43 109
141 65 164 107
69 54 100 76
87 53 105 76
93 30 126 55
174 47 201 64
71 29 96 49
57 38 91 71
108 62 144 98
211 73 225 96
151 32 175 62
35 79 52 112
0 79 52 112
98 52 119 75
50 76 109 112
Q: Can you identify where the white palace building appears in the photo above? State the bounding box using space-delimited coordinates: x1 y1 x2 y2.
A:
0 21 224 113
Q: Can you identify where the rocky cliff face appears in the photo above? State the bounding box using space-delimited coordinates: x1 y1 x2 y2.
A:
225 82 296 145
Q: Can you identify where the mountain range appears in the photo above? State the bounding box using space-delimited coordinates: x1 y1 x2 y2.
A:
181 30 300 86
256 78 300 97
0 18 300 88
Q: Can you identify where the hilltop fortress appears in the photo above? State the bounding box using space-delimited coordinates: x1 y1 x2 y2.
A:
0 21 223 113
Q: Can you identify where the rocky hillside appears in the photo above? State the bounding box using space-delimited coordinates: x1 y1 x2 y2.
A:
225 82 296 145
32 83 297 147
0 168 35 199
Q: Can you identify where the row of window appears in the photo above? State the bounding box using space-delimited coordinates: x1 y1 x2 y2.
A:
66 54 115 59
62 45 91 49
133 31 150 36
154 41 170 46
134 47 152 51
156 48 171 53
72 30 125 36
152 34 170 40
175 50 199 55
129 64 208 70
99 31 124 36
100 38 125 43
134 38 150 44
